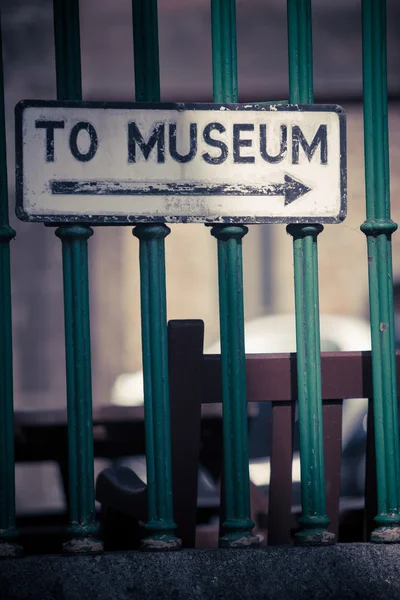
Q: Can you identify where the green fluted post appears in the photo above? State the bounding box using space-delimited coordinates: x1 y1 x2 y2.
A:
286 0 334 545
55 226 101 554
132 225 180 549
53 0 102 554
0 13 23 559
360 0 400 543
210 226 258 548
210 0 258 548
131 0 180 550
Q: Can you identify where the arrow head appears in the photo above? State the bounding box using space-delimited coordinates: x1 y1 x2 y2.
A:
284 174 312 205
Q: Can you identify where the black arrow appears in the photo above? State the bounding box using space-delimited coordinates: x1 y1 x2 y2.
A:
281 174 312 205
51 173 312 204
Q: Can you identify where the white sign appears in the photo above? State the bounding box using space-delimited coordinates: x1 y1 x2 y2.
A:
15 101 346 224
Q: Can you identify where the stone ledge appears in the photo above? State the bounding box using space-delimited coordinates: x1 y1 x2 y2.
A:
1 545 400 599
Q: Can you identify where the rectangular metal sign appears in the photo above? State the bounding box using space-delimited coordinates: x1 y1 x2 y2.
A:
15 101 346 224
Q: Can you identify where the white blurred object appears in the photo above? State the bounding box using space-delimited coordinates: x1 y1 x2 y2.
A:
112 370 144 406
112 313 371 416
206 313 371 354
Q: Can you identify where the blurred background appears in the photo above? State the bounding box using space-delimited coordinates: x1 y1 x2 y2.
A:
1 0 400 516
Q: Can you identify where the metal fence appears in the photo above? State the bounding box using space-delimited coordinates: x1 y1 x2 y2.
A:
0 0 399 557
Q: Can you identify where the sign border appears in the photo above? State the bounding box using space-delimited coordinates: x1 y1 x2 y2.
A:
15 100 347 225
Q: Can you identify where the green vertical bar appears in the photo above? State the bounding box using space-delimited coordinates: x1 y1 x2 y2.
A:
360 0 400 542
0 11 23 559
286 0 334 545
132 0 160 102
53 0 102 554
287 0 313 104
210 0 258 548
53 0 82 101
131 0 180 550
133 225 180 549
211 0 238 104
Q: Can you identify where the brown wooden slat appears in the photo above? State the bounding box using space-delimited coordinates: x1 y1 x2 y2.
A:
16 351 399 425
168 320 204 549
323 401 343 539
14 404 228 428
14 405 145 428
267 402 295 545
202 351 400 404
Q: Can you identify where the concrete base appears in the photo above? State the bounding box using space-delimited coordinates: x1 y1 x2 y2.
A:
1 545 400 599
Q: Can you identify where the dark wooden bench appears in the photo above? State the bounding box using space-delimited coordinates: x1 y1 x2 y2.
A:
97 319 399 548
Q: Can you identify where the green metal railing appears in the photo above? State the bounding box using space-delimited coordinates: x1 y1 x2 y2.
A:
0 0 399 557
131 0 180 550
53 0 102 554
286 0 334 545
210 0 258 549
361 0 400 542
